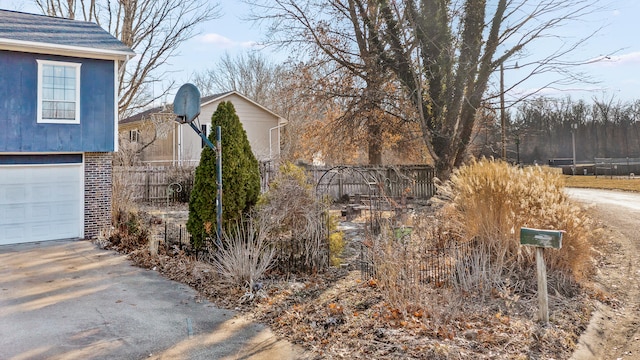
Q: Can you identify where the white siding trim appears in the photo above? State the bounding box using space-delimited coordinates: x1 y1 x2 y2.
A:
79 154 86 239
0 38 134 61
114 59 119 152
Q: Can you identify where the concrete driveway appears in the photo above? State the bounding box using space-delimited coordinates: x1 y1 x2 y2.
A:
0 240 303 360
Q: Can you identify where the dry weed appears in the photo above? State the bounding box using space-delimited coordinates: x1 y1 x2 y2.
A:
111 166 140 218
207 215 276 291
258 162 329 273
107 209 150 253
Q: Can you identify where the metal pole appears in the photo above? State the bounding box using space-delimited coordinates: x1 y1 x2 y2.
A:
500 64 507 160
216 125 223 247
572 124 577 175
516 137 520 165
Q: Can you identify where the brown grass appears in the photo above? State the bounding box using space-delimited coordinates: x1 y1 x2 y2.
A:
206 215 276 291
563 175 640 192
435 159 596 292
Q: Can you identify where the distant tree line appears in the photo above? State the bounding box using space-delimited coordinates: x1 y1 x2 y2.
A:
504 97 640 164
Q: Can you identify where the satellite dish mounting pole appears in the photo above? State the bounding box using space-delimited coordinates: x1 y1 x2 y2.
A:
173 83 222 247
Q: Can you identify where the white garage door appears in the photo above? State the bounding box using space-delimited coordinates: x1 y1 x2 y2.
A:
0 164 83 245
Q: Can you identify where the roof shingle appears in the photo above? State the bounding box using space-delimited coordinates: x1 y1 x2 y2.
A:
0 9 134 56
120 92 233 124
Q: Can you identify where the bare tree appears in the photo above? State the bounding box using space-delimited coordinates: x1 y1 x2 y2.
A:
191 51 285 108
34 0 221 118
247 0 609 177
245 0 420 165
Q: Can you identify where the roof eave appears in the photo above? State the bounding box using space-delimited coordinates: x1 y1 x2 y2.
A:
0 38 135 60
202 90 287 120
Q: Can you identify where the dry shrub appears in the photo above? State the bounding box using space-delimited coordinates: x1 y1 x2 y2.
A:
258 162 329 273
368 159 595 318
111 167 139 219
208 215 275 289
328 214 345 266
437 158 595 292
370 220 423 308
369 215 468 311
107 209 150 253
329 231 345 266
111 166 150 252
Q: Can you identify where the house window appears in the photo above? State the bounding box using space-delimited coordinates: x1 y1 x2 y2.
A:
37 60 81 124
201 124 207 148
129 130 140 142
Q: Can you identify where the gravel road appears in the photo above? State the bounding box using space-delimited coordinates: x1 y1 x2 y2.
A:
568 188 640 360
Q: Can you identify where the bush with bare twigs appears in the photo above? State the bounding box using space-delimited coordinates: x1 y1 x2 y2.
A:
106 209 150 253
258 162 329 273
107 163 150 251
111 166 138 219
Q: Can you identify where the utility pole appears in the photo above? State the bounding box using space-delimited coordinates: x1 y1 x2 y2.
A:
571 123 577 175
516 136 520 165
501 63 507 160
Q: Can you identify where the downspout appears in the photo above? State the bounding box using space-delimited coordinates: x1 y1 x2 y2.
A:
269 122 287 160
119 54 131 78
172 122 176 165
114 54 131 152
178 124 183 166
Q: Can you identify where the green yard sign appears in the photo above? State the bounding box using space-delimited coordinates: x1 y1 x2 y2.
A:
519 226 564 324
520 227 563 249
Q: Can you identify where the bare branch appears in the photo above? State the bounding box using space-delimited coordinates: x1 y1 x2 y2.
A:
33 0 221 118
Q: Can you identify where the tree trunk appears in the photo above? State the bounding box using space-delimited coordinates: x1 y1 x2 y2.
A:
368 122 383 165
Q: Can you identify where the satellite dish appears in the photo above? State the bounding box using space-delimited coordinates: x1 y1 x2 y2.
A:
173 83 201 124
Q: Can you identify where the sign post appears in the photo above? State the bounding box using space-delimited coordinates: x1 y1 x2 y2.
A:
520 227 563 324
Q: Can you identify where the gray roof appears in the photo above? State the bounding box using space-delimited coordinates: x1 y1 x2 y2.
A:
120 92 233 124
120 91 288 125
0 9 134 58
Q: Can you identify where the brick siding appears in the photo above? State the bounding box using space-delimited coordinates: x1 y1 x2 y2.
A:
84 152 112 239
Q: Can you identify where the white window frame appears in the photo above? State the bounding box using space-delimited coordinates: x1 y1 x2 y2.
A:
36 60 81 124
129 129 140 142
201 124 208 148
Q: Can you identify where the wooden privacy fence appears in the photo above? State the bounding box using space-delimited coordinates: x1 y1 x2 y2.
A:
113 166 195 204
309 165 436 201
114 163 436 204
115 161 274 204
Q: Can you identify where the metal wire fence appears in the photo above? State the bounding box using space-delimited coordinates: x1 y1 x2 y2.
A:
594 157 640 178
158 220 330 275
161 222 191 251
360 237 474 289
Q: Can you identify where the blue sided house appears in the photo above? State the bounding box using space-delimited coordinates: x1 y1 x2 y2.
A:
0 10 134 244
